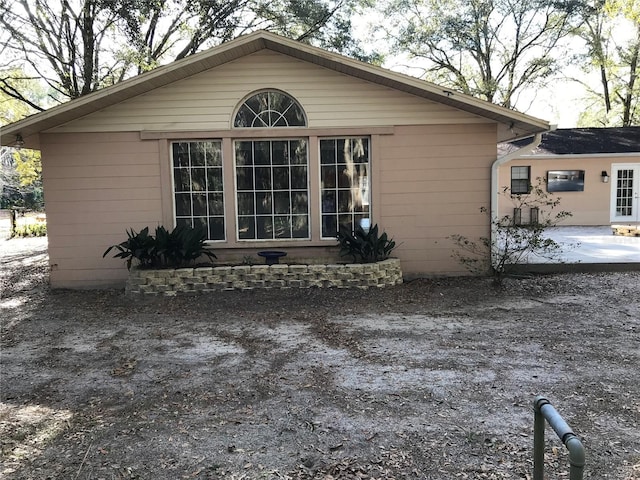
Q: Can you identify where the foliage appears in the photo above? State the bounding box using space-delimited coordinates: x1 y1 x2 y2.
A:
0 0 366 110
573 0 639 127
12 222 46 237
0 147 44 210
337 223 396 263
450 179 573 283
103 225 216 270
375 0 577 108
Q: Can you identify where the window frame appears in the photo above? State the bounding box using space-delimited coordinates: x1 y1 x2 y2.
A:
511 165 531 195
319 136 371 239
170 139 226 242
233 138 311 242
233 89 308 128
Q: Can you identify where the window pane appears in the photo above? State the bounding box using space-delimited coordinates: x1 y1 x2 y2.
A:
254 141 270 165
208 193 224 215
207 169 223 192
256 193 272 214
292 216 308 238
273 216 291 238
291 166 307 189
254 167 272 190
173 142 190 167
238 217 255 239
274 191 290 214
322 191 336 213
338 190 352 211
322 166 336 188
292 192 308 214
205 142 221 166
191 168 206 191
320 140 335 164
174 168 190 192
322 215 337 238
209 218 224 240
273 167 290 190
237 192 255 215
337 168 352 188
190 142 205 166
272 141 288 165
235 142 253 166
175 194 191 216
257 216 273 239
193 217 207 231
236 167 254 190
291 140 307 164
176 217 192 228
192 193 207 216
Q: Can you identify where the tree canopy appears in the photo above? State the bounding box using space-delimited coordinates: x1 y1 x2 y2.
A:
0 0 366 111
375 0 578 109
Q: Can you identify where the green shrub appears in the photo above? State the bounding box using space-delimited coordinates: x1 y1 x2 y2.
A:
337 223 396 263
103 225 216 270
12 223 47 237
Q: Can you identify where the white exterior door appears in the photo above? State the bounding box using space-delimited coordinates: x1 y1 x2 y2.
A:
611 164 640 223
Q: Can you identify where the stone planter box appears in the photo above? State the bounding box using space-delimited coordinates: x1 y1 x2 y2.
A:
126 258 403 296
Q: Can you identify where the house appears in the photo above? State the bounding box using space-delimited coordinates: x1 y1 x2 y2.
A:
498 128 640 227
0 31 550 288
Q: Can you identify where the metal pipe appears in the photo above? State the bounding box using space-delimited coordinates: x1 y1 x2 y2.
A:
533 396 585 480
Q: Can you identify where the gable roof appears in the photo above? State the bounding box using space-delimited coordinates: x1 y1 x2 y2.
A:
500 127 640 156
1 30 550 149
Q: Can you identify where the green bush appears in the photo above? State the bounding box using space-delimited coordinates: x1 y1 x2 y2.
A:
103 225 216 270
337 223 396 263
12 223 47 237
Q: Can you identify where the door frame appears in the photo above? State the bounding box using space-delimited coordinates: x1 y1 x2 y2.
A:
610 163 640 223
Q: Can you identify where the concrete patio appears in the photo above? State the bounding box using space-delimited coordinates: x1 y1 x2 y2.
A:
529 225 640 268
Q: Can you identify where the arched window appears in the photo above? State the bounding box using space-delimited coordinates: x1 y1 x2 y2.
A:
234 90 306 128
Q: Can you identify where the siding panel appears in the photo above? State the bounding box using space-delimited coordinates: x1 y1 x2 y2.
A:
377 124 496 277
42 132 163 288
50 50 490 133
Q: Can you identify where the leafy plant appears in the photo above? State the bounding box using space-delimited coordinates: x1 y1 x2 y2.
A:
103 225 216 270
11 222 46 237
450 178 574 284
337 223 396 263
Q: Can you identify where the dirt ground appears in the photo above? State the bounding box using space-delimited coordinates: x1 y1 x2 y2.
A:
1 237 639 479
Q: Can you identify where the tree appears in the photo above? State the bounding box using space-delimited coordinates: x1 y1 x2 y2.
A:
0 70 45 209
374 0 577 109
0 0 365 111
573 0 639 126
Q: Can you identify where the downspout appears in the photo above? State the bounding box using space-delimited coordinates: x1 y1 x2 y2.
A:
490 129 550 269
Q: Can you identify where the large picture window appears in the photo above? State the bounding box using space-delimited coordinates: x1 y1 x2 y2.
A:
235 139 309 240
320 137 370 238
172 141 225 240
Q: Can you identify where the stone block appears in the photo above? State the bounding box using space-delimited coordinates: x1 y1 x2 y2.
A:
308 265 327 274
345 264 364 273
250 265 270 275
289 265 308 274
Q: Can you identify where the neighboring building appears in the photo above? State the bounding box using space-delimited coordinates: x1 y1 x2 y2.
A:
0 31 550 288
498 128 640 226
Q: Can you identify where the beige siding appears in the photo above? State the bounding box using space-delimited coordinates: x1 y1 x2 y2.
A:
50 50 491 134
41 132 163 288
377 124 497 277
498 155 640 225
